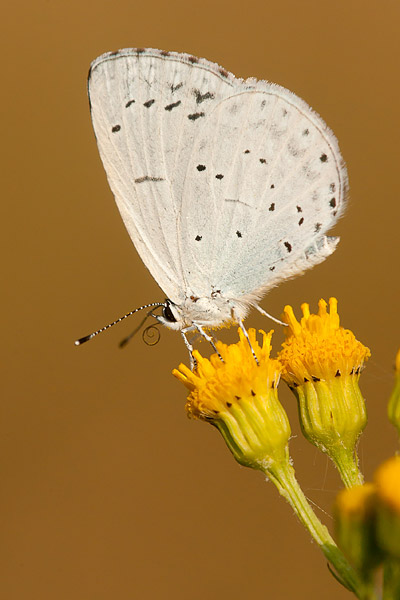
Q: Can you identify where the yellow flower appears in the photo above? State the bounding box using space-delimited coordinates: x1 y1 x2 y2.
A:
279 297 371 385
173 329 290 470
375 456 400 514
388 348 400 438
277 298 370 488
173 325 365 596
335 483 377 519
374 456 400 560
334 483 381 576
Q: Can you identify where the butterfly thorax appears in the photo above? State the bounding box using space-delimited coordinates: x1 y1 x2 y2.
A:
158 294 251 331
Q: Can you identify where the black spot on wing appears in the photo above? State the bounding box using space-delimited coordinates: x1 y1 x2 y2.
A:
125 100 135 108
259 158 267 164
195 235 202 241
236 231 242 238
143 99 155 108
194 90 215 104
270 184 275 189
284 242 292 253
330 183 336 192
135 176 165 184
303 129 309 136
269 203 275 211
244 149 250 154
165 100 181 111
329 197 337 208
215 174 224 180
296 205 302 212
197 164 206 172
269 266 275 271
112 125 121 133
320 153 328 162
315 223 322 232
171 82 183 93
188 112 205 121
298 217 304 226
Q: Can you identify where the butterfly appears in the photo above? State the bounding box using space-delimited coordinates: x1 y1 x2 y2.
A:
76 48 347 355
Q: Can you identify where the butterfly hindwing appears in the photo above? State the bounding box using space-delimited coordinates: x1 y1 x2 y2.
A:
179 85 347 299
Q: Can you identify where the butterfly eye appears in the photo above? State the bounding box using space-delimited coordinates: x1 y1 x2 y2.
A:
163 302 177 323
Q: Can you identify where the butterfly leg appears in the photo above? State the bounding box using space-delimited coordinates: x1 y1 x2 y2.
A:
237 319 259 366
181 327 197 370
254 304 287 326
194 324 224 363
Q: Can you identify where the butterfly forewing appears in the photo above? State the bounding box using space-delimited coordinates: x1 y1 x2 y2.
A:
88 49 237 304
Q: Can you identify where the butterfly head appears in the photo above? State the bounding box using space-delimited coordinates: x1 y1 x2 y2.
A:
156 299 185 331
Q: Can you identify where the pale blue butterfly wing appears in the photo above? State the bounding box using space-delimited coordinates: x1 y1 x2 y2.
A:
88 49 238 306
180 87 346 301
88 48 347 327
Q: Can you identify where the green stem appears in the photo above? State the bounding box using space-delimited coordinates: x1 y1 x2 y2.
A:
330 446 364 488
263 459 371 599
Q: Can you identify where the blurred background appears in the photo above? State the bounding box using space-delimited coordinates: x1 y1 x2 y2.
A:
2 1 399 598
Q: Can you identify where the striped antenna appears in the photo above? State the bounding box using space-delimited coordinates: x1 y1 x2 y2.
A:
74 302 165 346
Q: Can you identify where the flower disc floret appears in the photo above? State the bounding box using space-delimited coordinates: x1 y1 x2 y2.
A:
279 297 371 385
174 328 281 420
173 329 290 469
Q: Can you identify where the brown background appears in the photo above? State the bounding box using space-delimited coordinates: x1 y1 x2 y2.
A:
2 1 400 598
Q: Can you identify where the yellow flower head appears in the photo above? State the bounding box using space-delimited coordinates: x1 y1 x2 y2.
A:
374 456 400 559
277 298 369 487
174 328 280 419
335 483 377 520
334 483 381 574
279 297 371 386
375 456 400 515
173 329 290 469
